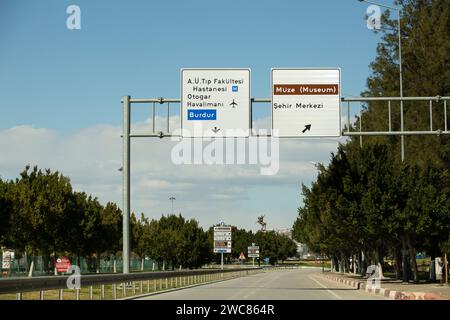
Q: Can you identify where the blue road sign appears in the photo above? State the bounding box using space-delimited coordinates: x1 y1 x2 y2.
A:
232 86 239 92
187 109 217 121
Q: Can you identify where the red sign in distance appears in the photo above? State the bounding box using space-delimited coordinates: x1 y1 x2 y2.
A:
55 257 71 273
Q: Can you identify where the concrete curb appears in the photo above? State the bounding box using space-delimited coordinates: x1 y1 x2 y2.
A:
317 273 448 300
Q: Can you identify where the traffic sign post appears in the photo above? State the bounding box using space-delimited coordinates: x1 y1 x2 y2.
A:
1 250 14 277
272 68 341 138
181 68 251 138
55 256 71 274
214 226 232 270
248 244 260 267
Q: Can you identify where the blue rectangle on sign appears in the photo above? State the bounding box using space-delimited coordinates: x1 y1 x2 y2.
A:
232 86 238 92
188 109 217 120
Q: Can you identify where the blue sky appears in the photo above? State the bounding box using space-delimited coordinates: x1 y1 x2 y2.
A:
0 0 391 231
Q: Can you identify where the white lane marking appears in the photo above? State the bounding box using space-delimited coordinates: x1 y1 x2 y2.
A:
226 274 265 300
227 270 284 299
309 275 343 300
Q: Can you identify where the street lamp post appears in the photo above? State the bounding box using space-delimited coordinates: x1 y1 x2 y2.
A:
169 196 176 215
357 0 409 282
357 0 404 161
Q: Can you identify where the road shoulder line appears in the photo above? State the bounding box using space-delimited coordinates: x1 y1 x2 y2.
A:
308 274 343 300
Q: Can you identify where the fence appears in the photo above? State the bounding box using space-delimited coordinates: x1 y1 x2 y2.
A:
1 255 160 278
0 267 261 300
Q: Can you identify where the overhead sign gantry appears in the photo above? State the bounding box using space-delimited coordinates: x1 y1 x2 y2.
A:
120 67 450 274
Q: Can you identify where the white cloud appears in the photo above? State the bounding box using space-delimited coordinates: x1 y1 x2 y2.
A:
0 117 341 231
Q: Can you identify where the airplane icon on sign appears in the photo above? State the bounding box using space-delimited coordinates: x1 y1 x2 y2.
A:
230 99 238 108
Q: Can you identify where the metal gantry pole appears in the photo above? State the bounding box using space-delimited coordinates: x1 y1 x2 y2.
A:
122 95 131 274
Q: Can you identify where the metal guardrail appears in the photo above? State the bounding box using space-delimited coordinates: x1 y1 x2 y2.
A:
0 267 261 300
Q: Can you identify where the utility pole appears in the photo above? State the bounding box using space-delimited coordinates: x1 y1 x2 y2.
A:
356 1 404 160
358 0 409 282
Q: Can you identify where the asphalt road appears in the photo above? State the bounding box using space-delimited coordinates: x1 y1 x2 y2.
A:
136 268 387 300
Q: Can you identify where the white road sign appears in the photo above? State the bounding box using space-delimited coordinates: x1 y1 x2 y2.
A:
248 246 260 258
2 250 15 270
214 226 232 253
272 68 341 138
181 68 251 138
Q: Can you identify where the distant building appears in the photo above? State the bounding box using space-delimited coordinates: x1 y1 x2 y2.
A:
268 228 315 259
271 228 293 239
295 242 314 259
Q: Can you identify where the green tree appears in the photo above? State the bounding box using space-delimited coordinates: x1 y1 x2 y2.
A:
255 231 274 265
66 192 102 270
355 1 450 279
358 0 450 168
0 178 13 246
231 227 254 260
10 166 74 274
147 215 184 270
277 234 297 263
131 213 151 270
98 201 122 267
293 143 450 282
179 219 210 269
